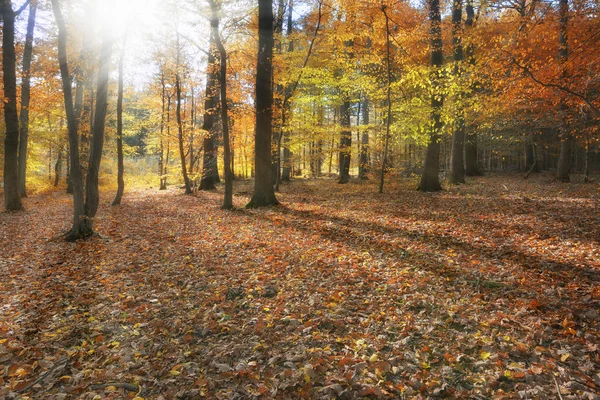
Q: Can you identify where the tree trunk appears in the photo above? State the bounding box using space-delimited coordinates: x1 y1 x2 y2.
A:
1 0 24 211
176 74 192 194
338 100 352 184
247 0 279 207
112 42 126 205
159 70 167 190
17 0 37 198
449 0 466 184
209 0 233 209
463 0 482 177
359 96 369 179
556 0 571 182
279 0 294 186
189 87 195 176
200 34 219 190
379 5 392 193
583 142 591 183
54 146 63 187
83 34 112 234
418 0 444 192
52 0 87 239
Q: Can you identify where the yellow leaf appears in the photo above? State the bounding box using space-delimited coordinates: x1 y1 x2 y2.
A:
480 351 491 360
170 369 181 376
560 353 571 362
369 353 378 363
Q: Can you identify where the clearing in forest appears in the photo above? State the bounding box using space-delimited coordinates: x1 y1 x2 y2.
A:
1 174 599 399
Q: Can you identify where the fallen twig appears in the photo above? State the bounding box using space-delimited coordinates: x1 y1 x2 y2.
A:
90 382 140 392
16 356 69 393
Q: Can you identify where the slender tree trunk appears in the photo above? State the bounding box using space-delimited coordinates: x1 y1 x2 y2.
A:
52 0 87 239
279 0 294 186
112 42 126 205
176 76 192 194
200 34 219 190
359 96 370 179
464 0 482 176
379 5 392 193
247 0 279 207
83 35 113 233
338 100 352 183
189 87 195 176
418 0 444 192
1 0 24 211
583 141 591 183
159 70 167 190
164 95 172 188
54 146 63 187
449 0 466 184
209 0 233 209
17 0 37 198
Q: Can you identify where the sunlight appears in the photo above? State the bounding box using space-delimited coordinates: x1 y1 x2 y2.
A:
94 0 159 37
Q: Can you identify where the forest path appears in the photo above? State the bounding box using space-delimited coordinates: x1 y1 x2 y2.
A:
1 174 599 399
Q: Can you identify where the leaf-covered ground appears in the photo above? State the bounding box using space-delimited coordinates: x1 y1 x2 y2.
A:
1 174 599 399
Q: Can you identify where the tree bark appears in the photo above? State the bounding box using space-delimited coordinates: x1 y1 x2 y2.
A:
209 0 233 209
200 34 219 190
17 0 37 198
418 0 444 192
247 0 279 207
54 146 63 187
1 0 24 211
112 41 126 205
246 0 279 208
52 0 87 239
83 34 112 233
449 0 466 184
338 100 352 184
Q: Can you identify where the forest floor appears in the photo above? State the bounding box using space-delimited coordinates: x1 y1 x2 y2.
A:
1 173 599 399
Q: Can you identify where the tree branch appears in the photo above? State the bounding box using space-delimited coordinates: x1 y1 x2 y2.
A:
15 0 31 15
511 57 600 116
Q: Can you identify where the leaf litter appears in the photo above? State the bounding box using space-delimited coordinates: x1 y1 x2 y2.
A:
0 174 599 399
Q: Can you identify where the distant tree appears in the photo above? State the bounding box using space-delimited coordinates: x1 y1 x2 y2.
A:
247 0 279 207
18 0 38 198
418 0 443 192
